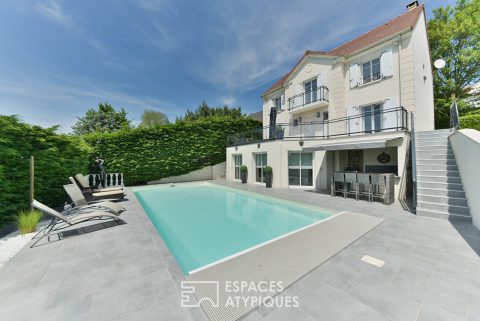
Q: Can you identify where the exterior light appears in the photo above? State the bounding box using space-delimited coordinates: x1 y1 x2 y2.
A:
434 59 445 69
299 141 304 146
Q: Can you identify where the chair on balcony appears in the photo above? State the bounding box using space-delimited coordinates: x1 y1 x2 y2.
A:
344 172 359 200
357 173 372 202
371 174 387 204
332 172 347 198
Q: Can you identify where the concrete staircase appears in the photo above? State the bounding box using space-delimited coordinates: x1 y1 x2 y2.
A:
415 129 471 221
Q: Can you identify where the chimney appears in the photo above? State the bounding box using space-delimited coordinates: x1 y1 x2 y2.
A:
406 1 419 11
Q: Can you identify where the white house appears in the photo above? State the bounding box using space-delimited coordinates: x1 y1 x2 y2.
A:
226 2 434 199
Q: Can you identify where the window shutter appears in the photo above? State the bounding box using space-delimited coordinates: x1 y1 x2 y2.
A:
294 83 303 107
383 97 399 130
380 49 393 78
346 105 360 134
349 64 359 88
281 94 285 108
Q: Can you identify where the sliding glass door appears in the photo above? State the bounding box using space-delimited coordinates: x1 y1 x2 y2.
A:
288 152 313 187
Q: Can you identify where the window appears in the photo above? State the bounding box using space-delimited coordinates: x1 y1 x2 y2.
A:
323 111 329 120
362 103 382 133
293 119 299 127
274 96 282 109
255 153 268 183
288 152 313 186
304 79 317 104
316 112 321 118
234 155 242 180
362 58 381 84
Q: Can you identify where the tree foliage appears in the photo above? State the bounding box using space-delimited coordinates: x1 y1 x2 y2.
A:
177 100 245 122
72 102 132 135
84 117 261 185
428 0 480 128
0 116 91 227
139 109 170 128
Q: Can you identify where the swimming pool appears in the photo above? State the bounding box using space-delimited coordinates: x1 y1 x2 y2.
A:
134 182 337 274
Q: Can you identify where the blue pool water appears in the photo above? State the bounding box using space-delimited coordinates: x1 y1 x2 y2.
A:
134 182 335 274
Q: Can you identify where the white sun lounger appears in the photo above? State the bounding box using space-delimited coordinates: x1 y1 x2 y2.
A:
69 177 125 201
63 184 125 215
31 200 126 247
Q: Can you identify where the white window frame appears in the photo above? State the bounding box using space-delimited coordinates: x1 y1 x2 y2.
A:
361 102 383 133
288 152 314 188
273 96 282 109
254 153 267 183
233 154 242 180
361 57 381 85
303 78 318 104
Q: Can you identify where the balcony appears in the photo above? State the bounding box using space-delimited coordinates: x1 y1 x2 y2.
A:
227 107 408 146
287 85 329 113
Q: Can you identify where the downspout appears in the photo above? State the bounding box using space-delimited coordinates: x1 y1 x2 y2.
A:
397 35 402 108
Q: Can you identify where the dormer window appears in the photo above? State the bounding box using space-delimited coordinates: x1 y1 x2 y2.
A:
362 58 381 84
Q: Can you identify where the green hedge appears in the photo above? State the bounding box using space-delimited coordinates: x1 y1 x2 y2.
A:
0 116 91 227
460 114 480 131
84 117 261 185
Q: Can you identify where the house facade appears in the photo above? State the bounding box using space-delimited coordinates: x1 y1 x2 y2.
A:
226 3 434 199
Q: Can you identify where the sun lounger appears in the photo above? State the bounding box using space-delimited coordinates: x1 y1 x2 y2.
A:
63 184 125 215
69 177 125 202
73 173 124 193
31 200 125 247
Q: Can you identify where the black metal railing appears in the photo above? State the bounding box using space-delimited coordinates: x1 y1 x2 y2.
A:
227 107 408 146
361 72 382 85
287 85 329 111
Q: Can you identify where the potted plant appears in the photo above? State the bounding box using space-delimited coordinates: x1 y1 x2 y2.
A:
240 165 248 183
264 166 273 188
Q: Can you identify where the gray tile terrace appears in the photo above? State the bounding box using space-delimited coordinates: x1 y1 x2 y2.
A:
0 180 479 321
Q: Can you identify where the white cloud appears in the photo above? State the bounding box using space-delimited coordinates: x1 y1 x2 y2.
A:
221 97 236 106
37 0 72 26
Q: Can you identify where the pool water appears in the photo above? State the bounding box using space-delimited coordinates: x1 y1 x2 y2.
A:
134 182 335 274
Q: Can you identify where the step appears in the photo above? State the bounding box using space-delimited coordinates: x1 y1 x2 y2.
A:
417 187 465 198
416 129 452 135
417 194 469 207
416 159 457 165
416 208 472 222
417 181 464 190
417 175 462 184
416 201 470 215
416 169 460 177
416 153 456 160
416 146 452 152
415 132 451 138
416 150 454 157
417 164 458 171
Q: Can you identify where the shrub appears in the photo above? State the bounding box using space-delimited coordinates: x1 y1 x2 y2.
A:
240 165 248 172
84 117 261 185
0 116 91 228
16 209 42 235
460 114 480 131
263 166 272 174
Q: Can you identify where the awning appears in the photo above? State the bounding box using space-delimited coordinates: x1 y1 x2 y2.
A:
302 137 403 152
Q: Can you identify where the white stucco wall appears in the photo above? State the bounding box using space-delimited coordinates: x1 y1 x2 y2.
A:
449 129 480 229
411 10 435 131
148 162 226 184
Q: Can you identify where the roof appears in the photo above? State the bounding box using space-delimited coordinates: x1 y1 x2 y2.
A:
248 110 263 123
263 5 424 96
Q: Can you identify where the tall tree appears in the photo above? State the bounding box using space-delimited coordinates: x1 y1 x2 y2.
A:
428 0 480 128
178 100 244 122
139 109 170 128
72 102 132 135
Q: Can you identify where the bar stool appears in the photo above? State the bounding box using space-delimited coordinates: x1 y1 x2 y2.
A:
344 172 359 200
332 172 347 198
357 173 372 202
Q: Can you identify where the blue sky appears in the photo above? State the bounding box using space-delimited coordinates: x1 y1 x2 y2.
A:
0 0 455 132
